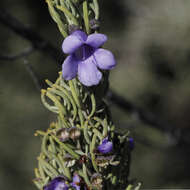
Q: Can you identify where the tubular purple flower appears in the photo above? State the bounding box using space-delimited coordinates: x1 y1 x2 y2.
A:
97 137 113 154
71 174 81 190
44 177 69 190
62 30 116 86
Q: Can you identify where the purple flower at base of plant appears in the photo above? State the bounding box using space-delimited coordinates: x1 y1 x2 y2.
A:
62 30 116 86
44 177 69 190
97 137 113 154
71 174 81 190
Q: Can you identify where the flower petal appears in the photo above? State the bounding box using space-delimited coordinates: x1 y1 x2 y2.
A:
102 137 109 144
44 177 69 190
94 48 116 70
62 30 87 54
62 55 78 80
98 138 113 154
73 174 80 183
78 56 102 86
86 33 107 48
72 30 87 41
71 174 81 190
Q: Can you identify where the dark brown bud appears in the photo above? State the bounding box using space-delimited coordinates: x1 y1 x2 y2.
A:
78 155 88 164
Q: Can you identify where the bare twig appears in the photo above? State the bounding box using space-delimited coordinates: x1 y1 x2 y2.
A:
107 90 175 135
0 8 64 65
23 59 44 91
0 47 34 61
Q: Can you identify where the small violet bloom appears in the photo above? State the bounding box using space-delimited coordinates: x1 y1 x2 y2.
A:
98 137 113 154
62 30 116 86
44 177 69 190
71 174 81 190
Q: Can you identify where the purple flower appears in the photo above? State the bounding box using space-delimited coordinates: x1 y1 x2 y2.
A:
62 30 116 86
71 174 81 190
44 177 69 190
97 137 113 154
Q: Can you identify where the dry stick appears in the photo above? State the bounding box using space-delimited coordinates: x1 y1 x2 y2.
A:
107 90 177 139
0 8 178 143
0 8 65 65
0 47 35 61
23 59 43 90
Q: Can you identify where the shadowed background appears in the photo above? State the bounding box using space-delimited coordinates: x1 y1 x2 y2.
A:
1 0 190 189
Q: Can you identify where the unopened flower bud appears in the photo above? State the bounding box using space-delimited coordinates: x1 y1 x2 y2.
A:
56 128 69 142
69 127 81 140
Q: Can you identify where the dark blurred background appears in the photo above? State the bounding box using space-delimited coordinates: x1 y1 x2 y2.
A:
1 0 190 189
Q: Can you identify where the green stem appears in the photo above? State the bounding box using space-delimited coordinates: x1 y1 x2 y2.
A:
93 128 103 140
49 136 57 154
90 133 98 172
33 180 43 189
39 158 58 178
82 164 91 186
46 0 68 38
49 87 71 111
93 0 99 19
69 80 80 108
126 184 133 190
52 135 80 159
41 134 51 159
83 120 91 144
38 158 46 181
83 0 90 34
88 93 96 119
41 90 58 113
69 80 84 126
35 130 46 136
65 0 77 17
57 153 71 179
34 168 41 179
93 117 108 137
53 84 77 121
78 109 84 127
46 91 68 127
56 5 78 25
